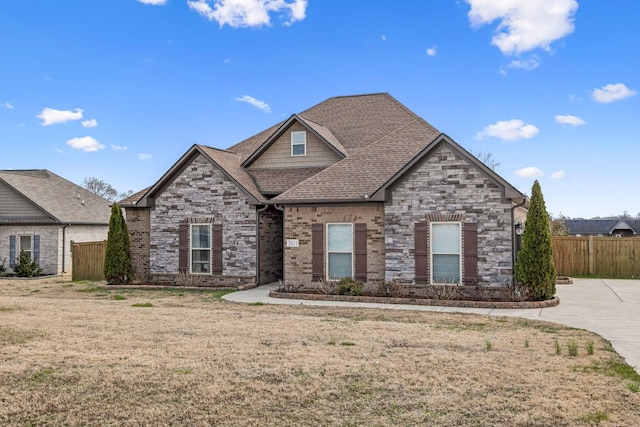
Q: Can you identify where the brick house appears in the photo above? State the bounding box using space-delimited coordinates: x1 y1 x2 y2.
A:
0 170 111 275
122 93 526 288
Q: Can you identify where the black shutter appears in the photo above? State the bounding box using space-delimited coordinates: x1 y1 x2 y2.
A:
9 235 16 266
463 223 478 285
178 222 189 273
212 223 223 274
33 235 40 263
415 222 428 284
354 223 367 281
311 223 324 282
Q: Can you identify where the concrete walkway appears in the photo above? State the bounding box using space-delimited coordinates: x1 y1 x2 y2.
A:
224 278 640 372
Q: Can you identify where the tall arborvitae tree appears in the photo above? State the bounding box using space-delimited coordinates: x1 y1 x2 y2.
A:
104 203 132 284
515 180 556 300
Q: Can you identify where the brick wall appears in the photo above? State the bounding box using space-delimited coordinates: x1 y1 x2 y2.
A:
148 154 257 286
283 204 385 286
125 208 150 283
0 225 58 275
385 144 514 285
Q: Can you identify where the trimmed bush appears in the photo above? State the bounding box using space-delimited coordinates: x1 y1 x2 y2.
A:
104 203 133 284
336 278 364 296
515 180 556 300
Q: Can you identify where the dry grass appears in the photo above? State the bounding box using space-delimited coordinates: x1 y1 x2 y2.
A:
1 278 639 426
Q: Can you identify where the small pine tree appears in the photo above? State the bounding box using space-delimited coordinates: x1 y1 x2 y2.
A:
12 250 43 277
104 203 132 284
515 180 556 300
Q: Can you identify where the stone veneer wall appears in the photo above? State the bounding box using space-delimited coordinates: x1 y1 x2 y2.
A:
149 154 257 285
258 206 283 284
125 208 151 283
385 144 514 286
283 204 385 286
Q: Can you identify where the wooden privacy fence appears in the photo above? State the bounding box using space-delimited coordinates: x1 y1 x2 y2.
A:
552 236 640 278
72 241 106 281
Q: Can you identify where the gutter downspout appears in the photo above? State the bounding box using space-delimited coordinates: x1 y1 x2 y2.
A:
62 224 71 274
255 205 269 286
511 199 527 281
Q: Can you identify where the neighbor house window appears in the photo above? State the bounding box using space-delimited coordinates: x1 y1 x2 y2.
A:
19 235 33 259
291 131 306 156
327 223 353 279
430 222 461 284
190 224 211 274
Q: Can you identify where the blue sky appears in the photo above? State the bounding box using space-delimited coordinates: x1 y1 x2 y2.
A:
0 0 638 219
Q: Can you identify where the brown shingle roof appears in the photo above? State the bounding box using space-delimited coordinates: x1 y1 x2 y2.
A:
248 167 326 196
0 169 111 224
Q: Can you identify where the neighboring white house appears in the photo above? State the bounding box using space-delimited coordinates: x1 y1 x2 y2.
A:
0 170 111 275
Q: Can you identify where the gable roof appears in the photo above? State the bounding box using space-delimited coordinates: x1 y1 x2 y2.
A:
135 145 266 207
0 169 111 224
129 93 525 208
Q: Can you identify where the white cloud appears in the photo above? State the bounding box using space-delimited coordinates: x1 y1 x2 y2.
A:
508 57 540 70
139 153 152 160
466 0 578 55
137 0 167 4
475 119 539 141
66 136 105 152
550 170 566 179
235 95 271 113
555 114 585 126
426 47 437 57
515 167 543 178
81 119 98 128
111 144 128 151
37 107 83 126
2 102 13 109
187 0 307 27
592 83 636 104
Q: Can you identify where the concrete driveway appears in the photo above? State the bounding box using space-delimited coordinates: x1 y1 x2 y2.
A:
224 278 640 372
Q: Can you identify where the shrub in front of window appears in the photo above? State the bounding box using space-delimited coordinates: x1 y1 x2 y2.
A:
336 277 364 296
104 203 133 284
0 258 6 276
515 180 556 301
11 249 43 277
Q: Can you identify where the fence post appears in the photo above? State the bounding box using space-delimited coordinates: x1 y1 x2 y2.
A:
588 235 595 276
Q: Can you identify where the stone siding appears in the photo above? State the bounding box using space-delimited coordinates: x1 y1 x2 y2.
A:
149 154 256 285
283 204 385 286
385 144 514 285
258 206 283 284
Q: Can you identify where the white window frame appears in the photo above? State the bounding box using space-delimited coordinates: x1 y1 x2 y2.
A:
19 235 33 260
326 223 353 280
190 223 212 275
291 131 307 156
430 221 462 284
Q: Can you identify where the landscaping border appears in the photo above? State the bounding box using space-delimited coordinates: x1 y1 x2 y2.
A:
269 291 560 309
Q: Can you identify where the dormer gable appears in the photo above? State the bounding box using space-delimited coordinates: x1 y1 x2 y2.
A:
242 115 347 170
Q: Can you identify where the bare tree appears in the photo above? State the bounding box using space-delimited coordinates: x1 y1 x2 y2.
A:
82 177 132 202
474 150 500 171
549 212 569 236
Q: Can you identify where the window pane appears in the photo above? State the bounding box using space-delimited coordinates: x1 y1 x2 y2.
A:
291 132 306 144
191 225 210 249
328 224 352 252
328 253 352 279
432 254 460 283
292 143 305 155
20 236 32 251
191 250 210 273
432 223 460 253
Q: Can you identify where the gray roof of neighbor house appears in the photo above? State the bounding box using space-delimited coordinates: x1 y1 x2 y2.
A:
131 93 525 207
0 170 112 224
566 219 640 236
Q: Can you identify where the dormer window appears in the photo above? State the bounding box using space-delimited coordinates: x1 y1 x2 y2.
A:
291 131 306 156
